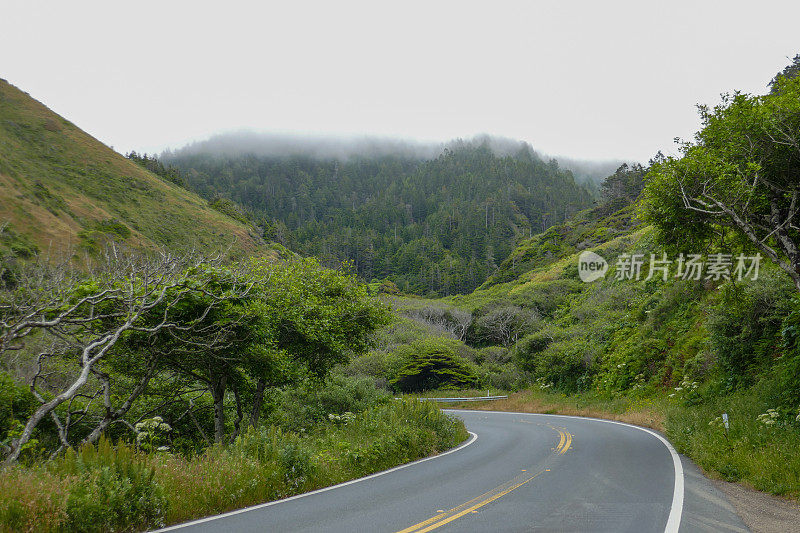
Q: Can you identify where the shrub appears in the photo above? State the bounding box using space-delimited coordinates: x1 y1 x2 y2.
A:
268 374 390 431
708 269 794 387
470 304 540 347
666 388 800 496
511 326 567 372
209 197 250 224
390 339 479 392
0 372 37 444
58 438 167 532
404 304 472 341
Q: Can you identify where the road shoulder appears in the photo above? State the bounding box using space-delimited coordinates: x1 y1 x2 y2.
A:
712 477 800 533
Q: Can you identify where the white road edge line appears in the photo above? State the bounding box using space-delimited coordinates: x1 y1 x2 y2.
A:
446 409 684 533
153 430 478 532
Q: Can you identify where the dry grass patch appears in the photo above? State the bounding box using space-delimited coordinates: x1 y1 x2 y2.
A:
450 389 666 431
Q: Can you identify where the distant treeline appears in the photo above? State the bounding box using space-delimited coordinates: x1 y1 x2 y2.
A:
162 141 594 295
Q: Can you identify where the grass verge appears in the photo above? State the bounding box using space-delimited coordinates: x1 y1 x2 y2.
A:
446 389 666 430
0 399 468 532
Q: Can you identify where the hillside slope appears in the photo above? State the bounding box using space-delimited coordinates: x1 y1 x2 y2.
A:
0 79 262 259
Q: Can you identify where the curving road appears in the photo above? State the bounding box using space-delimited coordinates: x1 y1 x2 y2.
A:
157 409 749 532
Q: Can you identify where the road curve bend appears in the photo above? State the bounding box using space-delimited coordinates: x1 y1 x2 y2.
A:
156 409 748 532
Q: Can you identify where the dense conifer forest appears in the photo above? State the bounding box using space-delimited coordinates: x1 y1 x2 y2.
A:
164 139 594 295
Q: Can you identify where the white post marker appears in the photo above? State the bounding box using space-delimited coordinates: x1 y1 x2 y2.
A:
722 412 729 431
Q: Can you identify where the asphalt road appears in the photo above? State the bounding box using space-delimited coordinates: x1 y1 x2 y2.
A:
158 409 749 532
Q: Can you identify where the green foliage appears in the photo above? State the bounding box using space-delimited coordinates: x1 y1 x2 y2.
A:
641 75 800 289
0 400 467 531
766 298 800 409
59 438 167 532
134 417 173 453
77 219 133 253
166 142 593 295
209 197 251 225
0 223 39 259
390 339 479 392
599 163 646 205
267 374 390 431
93 218 132 240
666 388 800 497
0 371 36 442
511 326 567 372
707 269 795 387
770 53 800 91
482 203 640 287
125 151 186 188
248 257 392 378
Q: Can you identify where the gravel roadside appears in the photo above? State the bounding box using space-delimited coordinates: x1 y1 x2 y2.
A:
712 479 800 533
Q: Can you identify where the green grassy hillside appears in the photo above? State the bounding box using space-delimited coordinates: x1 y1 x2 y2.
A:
0 79 263 259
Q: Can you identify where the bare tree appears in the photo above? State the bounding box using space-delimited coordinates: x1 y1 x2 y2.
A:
473 305 539 347
0 247 227 463
405 304 472 341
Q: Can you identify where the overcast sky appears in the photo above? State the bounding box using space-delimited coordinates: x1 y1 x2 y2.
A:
3 1 799 162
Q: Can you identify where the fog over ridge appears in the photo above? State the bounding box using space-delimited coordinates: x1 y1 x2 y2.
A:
163 131 626 183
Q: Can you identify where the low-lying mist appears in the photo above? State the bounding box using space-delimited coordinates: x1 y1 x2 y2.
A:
163 131 626 184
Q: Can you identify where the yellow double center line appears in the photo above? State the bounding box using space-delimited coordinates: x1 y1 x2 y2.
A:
553 426 573 455
396 470 545 533
396 425 573 533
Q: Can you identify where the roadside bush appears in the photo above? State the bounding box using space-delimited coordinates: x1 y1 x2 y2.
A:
666 389 800 497
58 438 167 532
341 350 404 389
390 339 479 392
0 400 467 531
475 362 529 391
511 326 567 373
708 269 794 387
474 345 509 364
268 374 390 431
763 297 800 409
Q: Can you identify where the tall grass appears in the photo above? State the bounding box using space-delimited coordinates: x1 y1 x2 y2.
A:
665 389 800 497
0 399 467 532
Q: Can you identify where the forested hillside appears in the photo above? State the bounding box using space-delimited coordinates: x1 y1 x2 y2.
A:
165 138 594 295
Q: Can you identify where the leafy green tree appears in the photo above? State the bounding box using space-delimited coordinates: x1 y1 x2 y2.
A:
770 54 800 92
600 163 646 206
642 75 800 290
123 257 389 444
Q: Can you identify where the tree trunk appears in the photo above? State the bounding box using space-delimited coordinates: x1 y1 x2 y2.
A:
4 362 95 464
249 378 266 428
211 375 227 444
230 387 244 443
82 367 155 445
